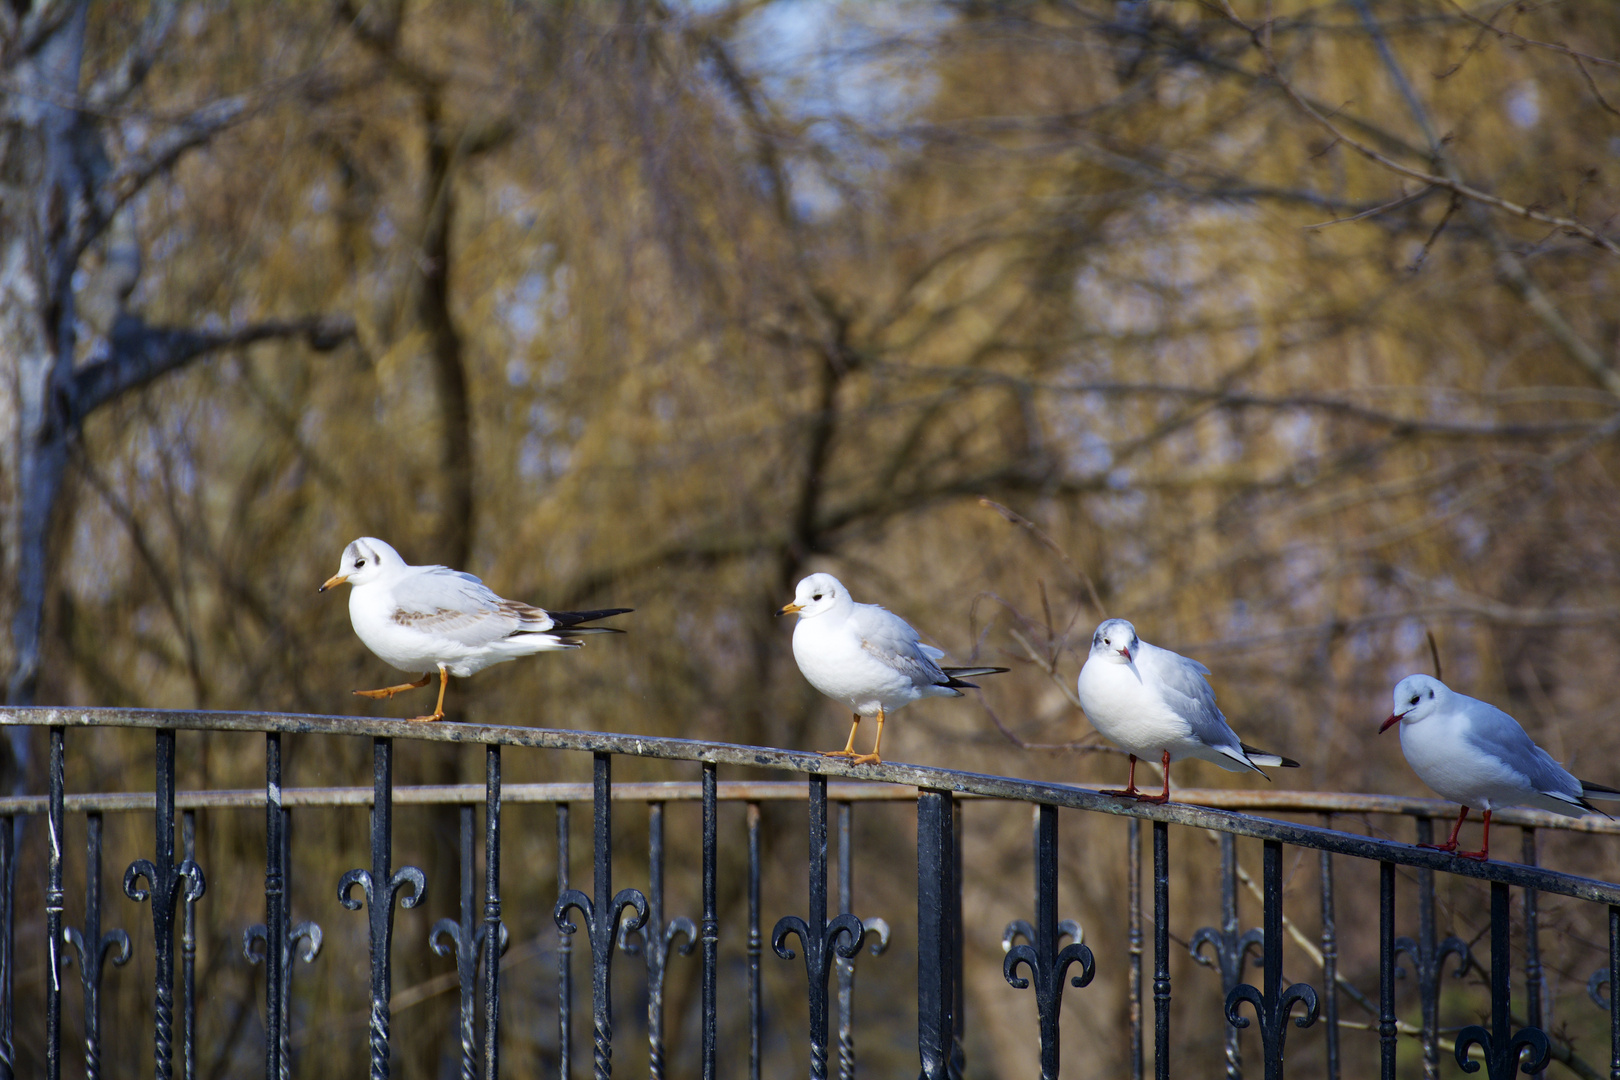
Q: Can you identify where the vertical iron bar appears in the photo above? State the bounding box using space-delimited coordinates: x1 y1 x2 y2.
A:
46 727 63 1080
1522 829 1543 1031
369 739 395 1080
72 810 130 1080
645 802 681 1080
449 805 478 1080
701 762 717 1080
182 811 197 1080
0 813 14 1080
264 733 285 1080
558 802 572 1080
950 798 964 1080
338 737 425 1080
483 745 501 1080
1608 905 1618 1080
809 777 832 1080
1379 862 1396 1080
1220 833 1243 1080
835 802 855 1080
1128 818 1143 1080
1153 821 1169 1080
747 802 762 1080
917 789 953 1080
1037 805 1060 1079
591 754 614 1080
1416 817 1440 1080
1317 837 1339 1080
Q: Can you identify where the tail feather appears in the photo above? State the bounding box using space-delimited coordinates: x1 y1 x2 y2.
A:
941 665 1009 690
1240 742 1300 769
1580 779 1620 802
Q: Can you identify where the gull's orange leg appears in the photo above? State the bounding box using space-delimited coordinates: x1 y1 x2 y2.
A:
1419 806 1469 853
409 666 450 722
1455 810 1493 861
1102 754 1142 799
823 714 862 760
850 706 886 766
353 672 432 700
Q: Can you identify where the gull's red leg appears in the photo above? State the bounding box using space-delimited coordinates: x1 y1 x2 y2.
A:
1102 754 1142 799
1456 810 1492 861
1134 750 1173 805
1418 806 1468 853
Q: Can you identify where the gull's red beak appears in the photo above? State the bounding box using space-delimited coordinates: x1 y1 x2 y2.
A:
1379 713 1401 734
1118 647 1132 661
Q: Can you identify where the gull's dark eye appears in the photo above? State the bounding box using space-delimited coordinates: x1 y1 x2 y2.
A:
354 558 364 569
812 593 823 601
1409 695 1420 705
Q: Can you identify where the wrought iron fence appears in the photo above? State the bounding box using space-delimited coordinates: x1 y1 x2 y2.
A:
0 707 1616 1080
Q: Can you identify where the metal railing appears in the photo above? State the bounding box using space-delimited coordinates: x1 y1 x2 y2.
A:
0 706 1617 1080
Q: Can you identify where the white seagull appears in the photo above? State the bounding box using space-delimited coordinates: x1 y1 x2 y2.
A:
1380 674 1620 860
777 573 1007 765
1076 618 1298 804
320 537 630 721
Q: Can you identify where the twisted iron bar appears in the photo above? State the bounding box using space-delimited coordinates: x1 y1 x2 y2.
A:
553 753 647 1080
337 738 425 1080
61 813 129 1080
122 729 206 1080
773 775 867 1080
431 804 508 1080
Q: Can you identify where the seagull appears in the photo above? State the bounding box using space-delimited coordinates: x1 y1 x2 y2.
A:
320 537 631 721
1380 674 1620 860
1076 618 1298 804
777 573 1008 765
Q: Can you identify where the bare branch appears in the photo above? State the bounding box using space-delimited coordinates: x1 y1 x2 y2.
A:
84 0 178 109
73 313 355 420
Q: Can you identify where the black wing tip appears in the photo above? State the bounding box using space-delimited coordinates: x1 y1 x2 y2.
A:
547 607 634 627
1240 743 1301 768
1581 779 1620 797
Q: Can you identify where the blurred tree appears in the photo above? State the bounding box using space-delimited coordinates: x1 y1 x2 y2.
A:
3 0 1619 1075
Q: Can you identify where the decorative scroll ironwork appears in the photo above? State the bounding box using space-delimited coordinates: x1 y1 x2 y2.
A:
833 800 890 1080
554 752 648 1080
337 737 426 1080
122 728 206 1080
773 774 867 1080
431 803 509 1080
246 732 323 1080
1454 881 1549 1079
1396 817 1472 1080
1192 831 1264 1080
1224 839 1317 1080
617 801 694 1080
61 812 129 1080
1004 803 1095 1080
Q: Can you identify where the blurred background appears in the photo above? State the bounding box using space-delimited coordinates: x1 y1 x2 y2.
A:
4 0 1620 1076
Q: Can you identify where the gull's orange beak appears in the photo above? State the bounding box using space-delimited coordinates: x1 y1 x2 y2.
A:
1379 713 1401 734
319 573 349 593
777 602 803 617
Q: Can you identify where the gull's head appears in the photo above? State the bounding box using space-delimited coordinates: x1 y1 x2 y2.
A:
1381 674 1447 733
778 573 848 619
321 537 405 593
1089 618 1139 664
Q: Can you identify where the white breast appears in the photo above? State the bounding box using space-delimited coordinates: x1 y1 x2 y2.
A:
792 617 923 716
1077 659 1197 759
1397 716 1525 811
